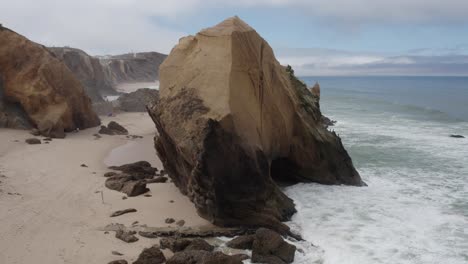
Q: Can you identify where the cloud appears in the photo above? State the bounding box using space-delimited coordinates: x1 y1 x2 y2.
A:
277 48 468 76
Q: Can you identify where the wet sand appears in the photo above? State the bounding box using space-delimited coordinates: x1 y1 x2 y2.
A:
0 112 210 264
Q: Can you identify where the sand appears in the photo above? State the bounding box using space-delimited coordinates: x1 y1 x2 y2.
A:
0 112 211 264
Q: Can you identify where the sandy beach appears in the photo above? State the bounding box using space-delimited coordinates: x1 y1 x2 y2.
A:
0 112 211 264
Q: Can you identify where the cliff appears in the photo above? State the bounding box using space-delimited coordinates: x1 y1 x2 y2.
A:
49 47 117 102
147 17 363 234
100 52 167 84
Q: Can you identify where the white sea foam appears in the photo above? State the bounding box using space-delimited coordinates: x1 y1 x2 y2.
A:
286 94 468 264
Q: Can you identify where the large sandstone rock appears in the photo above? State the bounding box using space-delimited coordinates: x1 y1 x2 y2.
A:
49 47 118 102
0 27 100 137
100 52 167 84
147 17 363 234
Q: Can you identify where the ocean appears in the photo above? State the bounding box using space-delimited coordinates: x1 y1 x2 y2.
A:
285 76 468 264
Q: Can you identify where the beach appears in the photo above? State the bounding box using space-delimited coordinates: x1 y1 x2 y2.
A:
0 112 211 264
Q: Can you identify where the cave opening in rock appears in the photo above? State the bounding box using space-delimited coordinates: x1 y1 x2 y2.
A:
270 157 301 187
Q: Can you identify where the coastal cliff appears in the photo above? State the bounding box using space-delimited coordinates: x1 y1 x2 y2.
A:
49 47 117 102
148 17 363 234
0 26 100 137
100 52 167 84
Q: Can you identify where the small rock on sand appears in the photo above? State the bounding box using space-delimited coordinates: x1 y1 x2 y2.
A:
25 138 41 144
175 220 185 227
111 251 124 256
80 164 88 167
165 218 175 224
115 229 139 243
110 208 137 217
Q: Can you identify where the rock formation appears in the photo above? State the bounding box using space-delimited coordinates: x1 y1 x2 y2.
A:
49 47 117 102
0 27 100 137
117 88 159 112
100 52 167 84
147 17 364 234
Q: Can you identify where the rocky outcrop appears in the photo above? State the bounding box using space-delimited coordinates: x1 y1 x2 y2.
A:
166 251 243 264
116 88 159 112
133 245 166 264
100 52 167 84
99 121 129 135
49 47 117 102
147 17 363 234
0 27 100 137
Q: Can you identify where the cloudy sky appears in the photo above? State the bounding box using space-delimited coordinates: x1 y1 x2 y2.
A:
2 0 468 76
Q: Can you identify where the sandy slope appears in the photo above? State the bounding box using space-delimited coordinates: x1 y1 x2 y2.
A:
0 112 210 264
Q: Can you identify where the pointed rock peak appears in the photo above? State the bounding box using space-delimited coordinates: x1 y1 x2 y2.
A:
311 82 321 97
200 16 254 36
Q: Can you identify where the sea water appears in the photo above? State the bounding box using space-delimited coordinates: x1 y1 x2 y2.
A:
285 76 468 264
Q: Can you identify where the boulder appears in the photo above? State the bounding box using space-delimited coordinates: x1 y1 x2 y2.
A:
166 250 242 264
450 134 465 138
133 245 166 264
147 16 363 233
108 121 128 134
226 234 255 250
117 88 159 112
0 26 100 137
251 228 296 264
160 237 213 253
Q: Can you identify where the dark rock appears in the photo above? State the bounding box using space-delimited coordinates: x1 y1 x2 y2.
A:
450 134 465 138
111 251 124 256
147 17 363 235
226 234 255 250
25 138 41 144
104 172 118 177
146 177 167 184
232 254 250 261
251 228 296 264
109 161 157 179
43 137 53 141
137 226 252 239
165 218 175 224
117 88 159 112
176 220 185 227
99 125 115 135
115 229 138 243
108 260 127 264
133 245 166 264
321 115 336 128
120 180 149 197
160 237 192 252
184 239 214 252
80 164 88 167
108 121 128 135
166 250 242 264
105 174 149 196
144 194 152 197
110 208 137 217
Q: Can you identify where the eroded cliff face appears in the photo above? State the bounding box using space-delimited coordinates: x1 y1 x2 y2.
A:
49 47 117 102
148 17 363 234
100 52 167 84
0 27 100 137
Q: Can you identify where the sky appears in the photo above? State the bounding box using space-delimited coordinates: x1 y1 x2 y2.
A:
2 0 468 76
